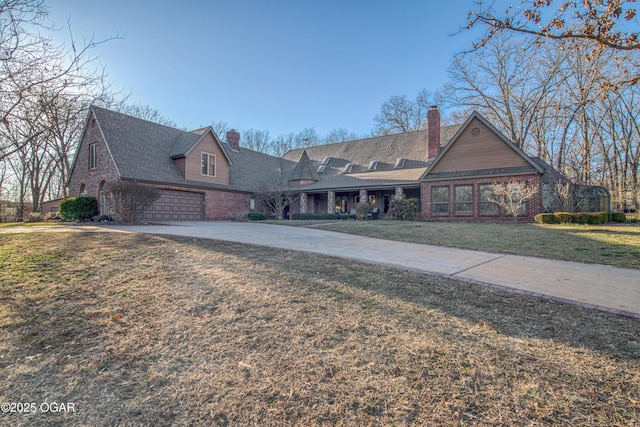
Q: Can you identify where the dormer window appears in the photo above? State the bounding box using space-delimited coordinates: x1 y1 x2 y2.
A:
342 163 353 174
321 156 331 165
201 152 216 176
395 157 405 168
368 160 378 171
317 165 326 173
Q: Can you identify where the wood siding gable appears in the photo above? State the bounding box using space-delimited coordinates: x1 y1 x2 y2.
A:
423 112 543 180
182 130 231 185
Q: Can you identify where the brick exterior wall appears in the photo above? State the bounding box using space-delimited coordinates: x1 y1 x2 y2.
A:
421 174 543 222
202 188 251 220
67 114 119 203
140 183 252 221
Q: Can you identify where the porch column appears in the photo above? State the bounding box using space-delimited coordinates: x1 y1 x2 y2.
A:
395 187 404 200
327 191 335 214
300 192 307 214
359 189 368 204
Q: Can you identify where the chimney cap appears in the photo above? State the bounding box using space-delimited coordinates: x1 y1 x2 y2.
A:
429 105 438 110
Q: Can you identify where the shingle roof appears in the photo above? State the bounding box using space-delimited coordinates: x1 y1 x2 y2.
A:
289 150 319 182
278 125 461 190
91 106 282 192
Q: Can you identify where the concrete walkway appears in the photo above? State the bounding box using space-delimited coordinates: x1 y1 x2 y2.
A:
4 222 640 318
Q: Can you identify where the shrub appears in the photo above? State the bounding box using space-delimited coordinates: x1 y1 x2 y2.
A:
609 212 627 223
247 212 267 221
60 197 98 221
106 180 160 223
355 202 370 220
553 212 573 224
292 213 356 220
389 198 420 220
24 212 43 223
534 213 556 224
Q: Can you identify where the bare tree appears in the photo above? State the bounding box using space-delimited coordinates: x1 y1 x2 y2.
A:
106 180 160 222
445 34 565 151
373 89 437 135
489 179 540 221
0 0 118 161
322 128 362 144
211 120 229 139
116 103 177 127
465 0 640 87
241 129 271 152
253 180 299 220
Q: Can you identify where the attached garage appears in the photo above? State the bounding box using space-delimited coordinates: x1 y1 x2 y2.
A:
143 189 204 221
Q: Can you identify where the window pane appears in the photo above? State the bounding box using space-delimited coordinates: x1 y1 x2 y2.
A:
432 186 449 203
201 153 208 175
479 184 499 215
208 155 215 176
431 186 449 216
455 185 473 214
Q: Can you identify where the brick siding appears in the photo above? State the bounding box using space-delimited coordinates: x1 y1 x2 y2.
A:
67 115 119 200
421 174 543 222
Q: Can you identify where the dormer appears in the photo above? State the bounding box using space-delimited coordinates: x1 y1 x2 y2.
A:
170 127 232 185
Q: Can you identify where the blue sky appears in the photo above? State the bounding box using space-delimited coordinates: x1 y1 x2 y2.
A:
48 1 493 137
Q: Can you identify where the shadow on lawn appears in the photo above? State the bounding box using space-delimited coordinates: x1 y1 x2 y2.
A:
165 235 640 362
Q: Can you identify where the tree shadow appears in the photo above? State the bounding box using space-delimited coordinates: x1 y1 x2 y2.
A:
162 234 640 362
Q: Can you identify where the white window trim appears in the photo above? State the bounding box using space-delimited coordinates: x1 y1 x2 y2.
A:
201 152 217 177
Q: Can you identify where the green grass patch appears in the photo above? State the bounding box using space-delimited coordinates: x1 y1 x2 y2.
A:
280 221 640 269
0 222 62 228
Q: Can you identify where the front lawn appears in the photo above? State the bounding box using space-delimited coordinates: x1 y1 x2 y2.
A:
268 220 640 269
0 232 638 425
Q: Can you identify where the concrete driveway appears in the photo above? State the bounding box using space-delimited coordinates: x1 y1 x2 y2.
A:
102 221 640 318
4 221 639 318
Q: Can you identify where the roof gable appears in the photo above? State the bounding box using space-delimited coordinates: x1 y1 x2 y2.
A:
289 150 319 182
422 111 543 180
171 127 232 165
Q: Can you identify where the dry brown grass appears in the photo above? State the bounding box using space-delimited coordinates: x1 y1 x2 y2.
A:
0 232 639 426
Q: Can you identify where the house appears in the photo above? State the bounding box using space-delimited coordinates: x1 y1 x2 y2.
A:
67 105 584 222
68 106 285 220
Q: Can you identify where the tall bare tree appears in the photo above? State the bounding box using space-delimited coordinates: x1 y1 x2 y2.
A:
466 0 640 87
253 180 299 220
373 89 438 135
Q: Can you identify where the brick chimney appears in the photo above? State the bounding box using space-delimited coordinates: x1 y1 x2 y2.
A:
226 129 240 151
427 106 440 160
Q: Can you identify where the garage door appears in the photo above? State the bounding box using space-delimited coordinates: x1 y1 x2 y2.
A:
143 189 204 221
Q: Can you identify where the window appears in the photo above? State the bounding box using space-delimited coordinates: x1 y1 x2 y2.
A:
395 157 406 169
431 186 449 216
479 184 499 215
317 165 326 173
368 194 377 209
201 152 216 176
455 185 473 215
368 160 378 171
89 143 97 170
342 163 353 174
321 156 331 165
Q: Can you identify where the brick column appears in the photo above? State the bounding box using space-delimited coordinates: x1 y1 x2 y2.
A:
327 191 335 214
300 192 307 214
395 187 404 200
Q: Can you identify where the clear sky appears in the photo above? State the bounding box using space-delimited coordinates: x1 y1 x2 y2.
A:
47 0 493 137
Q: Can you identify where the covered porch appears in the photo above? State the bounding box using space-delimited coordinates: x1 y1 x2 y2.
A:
297 186 421 218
